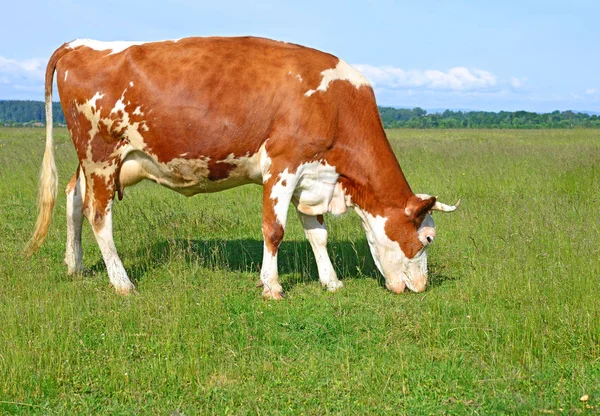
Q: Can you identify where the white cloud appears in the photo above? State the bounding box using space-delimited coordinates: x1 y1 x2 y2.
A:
353 64 498 92
0 56 45 99
585 88 598 95
510 76 526 89
0 56 45 80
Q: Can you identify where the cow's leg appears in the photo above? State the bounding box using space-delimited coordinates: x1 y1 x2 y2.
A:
83 175 135 295
64 167 85 274
260 172 297 299
296 211 343 292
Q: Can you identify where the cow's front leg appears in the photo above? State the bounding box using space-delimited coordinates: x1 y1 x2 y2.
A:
260 171 297 299
296 212 343 292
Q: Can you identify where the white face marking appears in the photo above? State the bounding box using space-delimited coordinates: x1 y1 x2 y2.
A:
305 59 371 97
64 70 68 81
67 39 150 55
354 206 431 293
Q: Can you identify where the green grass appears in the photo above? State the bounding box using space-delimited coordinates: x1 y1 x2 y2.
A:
1 127 599 414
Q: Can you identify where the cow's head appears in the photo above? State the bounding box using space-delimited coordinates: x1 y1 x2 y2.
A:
355 194 459 293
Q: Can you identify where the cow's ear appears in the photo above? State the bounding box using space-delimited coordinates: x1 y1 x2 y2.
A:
405 195 437 221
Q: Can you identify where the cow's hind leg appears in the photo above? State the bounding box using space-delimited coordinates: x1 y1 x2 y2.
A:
296 211 343 292
64 167 85 274
83 174 135 295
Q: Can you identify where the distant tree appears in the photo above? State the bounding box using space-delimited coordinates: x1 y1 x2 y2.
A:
0 100 598 129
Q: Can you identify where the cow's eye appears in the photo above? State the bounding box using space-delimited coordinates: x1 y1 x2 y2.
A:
426 235 433 243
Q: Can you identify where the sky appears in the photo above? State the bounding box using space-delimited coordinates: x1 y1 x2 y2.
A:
2 0 599 113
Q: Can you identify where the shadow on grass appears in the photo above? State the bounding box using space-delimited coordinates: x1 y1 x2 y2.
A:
85 238 457 293
132 238 380 291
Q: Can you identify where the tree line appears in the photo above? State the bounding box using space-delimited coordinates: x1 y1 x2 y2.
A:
0 100 66 125
379 107 600 129
1 100 599 129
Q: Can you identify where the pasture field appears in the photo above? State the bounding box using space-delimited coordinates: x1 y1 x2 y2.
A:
0 127 599 414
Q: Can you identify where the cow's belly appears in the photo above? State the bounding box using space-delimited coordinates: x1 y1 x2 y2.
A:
119 149 263 196
119 149 349 215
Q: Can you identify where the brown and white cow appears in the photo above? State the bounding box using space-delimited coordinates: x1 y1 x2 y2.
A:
26 36 459 298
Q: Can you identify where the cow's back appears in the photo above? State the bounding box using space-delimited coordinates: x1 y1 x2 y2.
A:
56 37 347 163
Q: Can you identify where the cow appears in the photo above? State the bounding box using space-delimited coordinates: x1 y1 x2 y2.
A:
25 36 459 299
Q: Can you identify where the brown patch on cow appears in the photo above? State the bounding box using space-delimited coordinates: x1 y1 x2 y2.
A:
316 215 324 225
87 171 117 232
207 160 236 181
263 221 284 255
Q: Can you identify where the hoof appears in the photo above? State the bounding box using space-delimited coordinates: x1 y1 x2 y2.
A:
110 282 137 296
256 279 264 288
325 280 344 292
65 262 86 276
262 289 285 300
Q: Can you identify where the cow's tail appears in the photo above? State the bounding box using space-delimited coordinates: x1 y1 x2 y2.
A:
24 46 69 256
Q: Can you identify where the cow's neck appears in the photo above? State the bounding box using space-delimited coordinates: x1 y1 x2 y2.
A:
334 130 414 217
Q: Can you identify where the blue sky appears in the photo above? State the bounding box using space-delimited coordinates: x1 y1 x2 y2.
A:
2 0 599 112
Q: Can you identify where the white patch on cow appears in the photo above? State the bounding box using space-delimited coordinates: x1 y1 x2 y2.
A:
353 206 428 293
269 160 340 224
64 70 68 81
129 81 134 87
76 88 151 190
67 39 150 55
305 59 370 97
271 168 297 225
132 106 143 116
258 142 272 184
260 242 283 298
111 93 127 115
76 91 105 140
293 161 339 216
288 71 303 83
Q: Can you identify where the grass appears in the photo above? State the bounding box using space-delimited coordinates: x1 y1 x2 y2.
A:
1 127 599 414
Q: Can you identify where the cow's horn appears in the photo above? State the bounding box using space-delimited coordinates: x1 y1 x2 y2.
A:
432 199 461 212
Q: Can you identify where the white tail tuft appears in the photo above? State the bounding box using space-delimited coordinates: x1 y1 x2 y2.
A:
24 47 63 256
